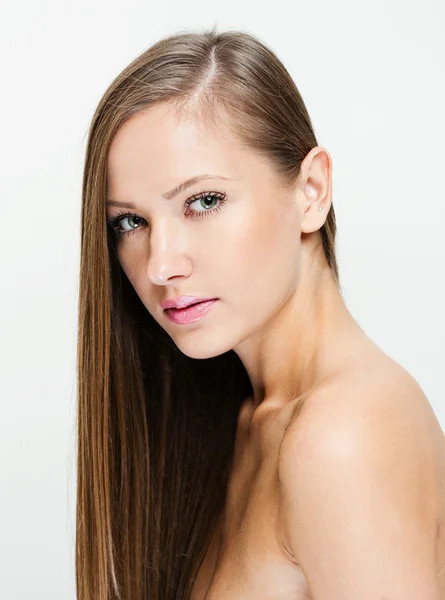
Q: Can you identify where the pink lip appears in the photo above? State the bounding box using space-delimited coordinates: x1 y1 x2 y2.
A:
161 295 217 310
164 299 219 324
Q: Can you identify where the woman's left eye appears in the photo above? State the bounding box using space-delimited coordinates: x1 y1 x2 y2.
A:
106 191 227 240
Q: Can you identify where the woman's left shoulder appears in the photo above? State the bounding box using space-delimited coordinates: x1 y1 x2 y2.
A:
277 358 444 599
283 353 437 441
279 355 440 474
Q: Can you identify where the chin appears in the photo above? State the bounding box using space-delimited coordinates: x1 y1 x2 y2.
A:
173 336 232 361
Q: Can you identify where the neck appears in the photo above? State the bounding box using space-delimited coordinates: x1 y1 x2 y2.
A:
233 248 366 409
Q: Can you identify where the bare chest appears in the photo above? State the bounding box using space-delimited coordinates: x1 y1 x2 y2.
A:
191 397 311 600
190 508 310 600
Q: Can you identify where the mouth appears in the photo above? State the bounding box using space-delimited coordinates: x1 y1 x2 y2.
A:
164 298 219 324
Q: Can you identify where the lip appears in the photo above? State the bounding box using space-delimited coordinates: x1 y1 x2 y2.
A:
164 299 219 325
161 295 217 310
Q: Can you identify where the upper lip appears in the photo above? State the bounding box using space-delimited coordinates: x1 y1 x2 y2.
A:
161 296 217 310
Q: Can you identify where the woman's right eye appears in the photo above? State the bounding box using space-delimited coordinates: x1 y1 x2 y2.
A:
106 212 145 239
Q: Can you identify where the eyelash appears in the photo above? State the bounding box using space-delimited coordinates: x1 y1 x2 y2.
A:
106 191 227 240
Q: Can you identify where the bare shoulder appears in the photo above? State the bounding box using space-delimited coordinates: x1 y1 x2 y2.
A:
280 356 442 466
276 359 445 597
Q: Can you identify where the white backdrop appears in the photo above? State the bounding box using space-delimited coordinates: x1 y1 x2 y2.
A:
0 1 444 598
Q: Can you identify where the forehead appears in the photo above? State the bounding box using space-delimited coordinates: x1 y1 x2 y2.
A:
107 102 274 199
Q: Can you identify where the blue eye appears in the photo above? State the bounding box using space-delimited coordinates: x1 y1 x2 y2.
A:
105 191 227 240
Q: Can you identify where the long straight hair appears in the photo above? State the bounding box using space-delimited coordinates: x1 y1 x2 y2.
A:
76 26 340 600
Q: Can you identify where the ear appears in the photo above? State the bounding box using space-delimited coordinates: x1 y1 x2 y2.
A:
298 146 333 234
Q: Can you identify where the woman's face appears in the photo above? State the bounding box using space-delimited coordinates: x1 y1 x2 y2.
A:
106 101 307 359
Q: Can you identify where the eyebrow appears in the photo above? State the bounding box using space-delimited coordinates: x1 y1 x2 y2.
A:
106 174 232 209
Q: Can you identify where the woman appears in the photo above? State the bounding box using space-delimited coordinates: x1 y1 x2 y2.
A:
76 26 445 599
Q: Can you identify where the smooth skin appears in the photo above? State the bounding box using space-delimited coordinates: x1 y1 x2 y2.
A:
106 101 445 599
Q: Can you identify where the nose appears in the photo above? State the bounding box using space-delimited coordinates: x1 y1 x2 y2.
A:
145 219 193 285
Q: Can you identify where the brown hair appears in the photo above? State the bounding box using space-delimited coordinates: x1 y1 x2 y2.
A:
76 25 339 600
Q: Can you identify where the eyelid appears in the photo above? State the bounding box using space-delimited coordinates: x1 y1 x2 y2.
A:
106 188 225 216
186 188 225 202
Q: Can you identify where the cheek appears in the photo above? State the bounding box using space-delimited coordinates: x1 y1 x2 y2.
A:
222 204 300 290
115 249 150 305
117 250 140 283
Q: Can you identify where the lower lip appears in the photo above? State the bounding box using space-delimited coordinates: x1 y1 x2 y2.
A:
164 299 219 324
